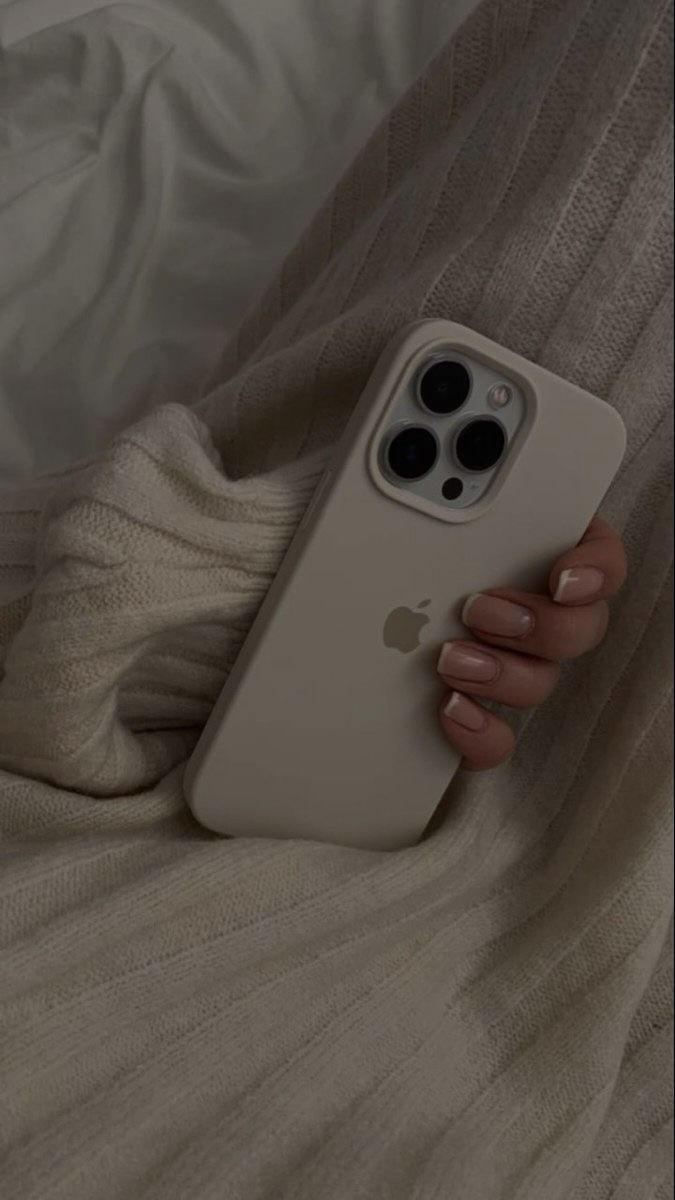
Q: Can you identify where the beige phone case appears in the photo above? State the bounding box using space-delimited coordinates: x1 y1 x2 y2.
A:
186 321 626 850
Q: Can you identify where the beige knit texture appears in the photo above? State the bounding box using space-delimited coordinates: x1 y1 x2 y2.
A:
1 0 673 1197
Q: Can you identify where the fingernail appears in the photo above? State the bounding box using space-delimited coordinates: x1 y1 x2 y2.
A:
443 691 488 731
437 641 499 682
553 567 605 604
462 593 533 639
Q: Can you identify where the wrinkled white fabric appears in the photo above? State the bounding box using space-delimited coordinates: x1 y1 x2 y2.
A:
0 0 478 484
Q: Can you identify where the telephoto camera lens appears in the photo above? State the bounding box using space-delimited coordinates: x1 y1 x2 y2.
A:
386 426 438 480
418 360 471 414
454 418 506 472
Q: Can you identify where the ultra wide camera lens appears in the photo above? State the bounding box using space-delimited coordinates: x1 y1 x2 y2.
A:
386 426 438 480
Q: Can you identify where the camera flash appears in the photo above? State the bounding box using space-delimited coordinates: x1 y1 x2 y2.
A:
487 383 512 410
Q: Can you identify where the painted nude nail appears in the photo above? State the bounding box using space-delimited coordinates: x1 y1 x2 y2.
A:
437 642 499 682
462 593 533 639
553 567 605 604
443 691 488 731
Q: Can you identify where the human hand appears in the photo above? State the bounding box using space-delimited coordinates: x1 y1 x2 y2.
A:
436 518 627 770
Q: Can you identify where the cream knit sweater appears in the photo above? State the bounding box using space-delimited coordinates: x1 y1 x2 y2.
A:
1 0 673 1197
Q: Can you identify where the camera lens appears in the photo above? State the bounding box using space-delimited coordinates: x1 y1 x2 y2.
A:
454 418 506 472
386 426 438 480
418 360 471 414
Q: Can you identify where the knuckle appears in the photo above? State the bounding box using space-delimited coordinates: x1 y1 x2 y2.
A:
557 609 589 659
488 719 516 764
536 607 577 659
615 548 629 591
538 603 607 659
541 659 562 694
456 717 516 770
512 661 560 708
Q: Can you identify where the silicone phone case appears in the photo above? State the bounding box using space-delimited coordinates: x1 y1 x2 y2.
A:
185 321 626 850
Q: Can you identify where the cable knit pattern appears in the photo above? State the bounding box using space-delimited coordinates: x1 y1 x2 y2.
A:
0 0 672 1197
0 407 320 793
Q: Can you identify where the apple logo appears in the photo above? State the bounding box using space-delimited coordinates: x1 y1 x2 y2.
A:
383 599 432 654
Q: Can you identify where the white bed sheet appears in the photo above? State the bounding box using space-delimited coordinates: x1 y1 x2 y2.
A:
0 0 478 486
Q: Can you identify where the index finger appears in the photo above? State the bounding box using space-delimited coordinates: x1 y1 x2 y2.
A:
549 517 627 606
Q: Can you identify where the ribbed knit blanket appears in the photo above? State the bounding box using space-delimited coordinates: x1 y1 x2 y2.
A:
1 0 672 1197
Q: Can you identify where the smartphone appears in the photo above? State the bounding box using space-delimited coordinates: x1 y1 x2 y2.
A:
185 320 625 850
